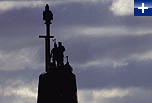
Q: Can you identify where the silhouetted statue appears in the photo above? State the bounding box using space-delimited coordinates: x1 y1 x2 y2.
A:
43 4 53 24
57 42 65 66
64 56 73 72
50 40 58 66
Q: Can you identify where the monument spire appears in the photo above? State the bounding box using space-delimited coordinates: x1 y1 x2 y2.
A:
39 4 54 72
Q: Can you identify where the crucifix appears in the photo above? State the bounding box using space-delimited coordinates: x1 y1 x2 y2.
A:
39 4 54 72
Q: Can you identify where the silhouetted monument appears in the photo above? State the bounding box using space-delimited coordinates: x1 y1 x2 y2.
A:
37 4 78 103
39 4 54 72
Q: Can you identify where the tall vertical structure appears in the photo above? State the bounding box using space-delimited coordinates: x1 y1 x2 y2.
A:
37 4 78 103
39 4 54 73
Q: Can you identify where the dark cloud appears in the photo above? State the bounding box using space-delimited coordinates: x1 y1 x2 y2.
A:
0 68 42 84
104 93 152 103
50 2 152 29
75 60 152 89
62 33 152 64
0 68 40 103
0 7 44 52
1 59 151 90
51 2 116 27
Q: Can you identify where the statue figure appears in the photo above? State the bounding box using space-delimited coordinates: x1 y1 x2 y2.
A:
50 40 58 66
43 4 53 24
57 42 65 66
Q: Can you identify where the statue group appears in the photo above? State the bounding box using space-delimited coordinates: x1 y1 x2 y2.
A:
50 41 65 66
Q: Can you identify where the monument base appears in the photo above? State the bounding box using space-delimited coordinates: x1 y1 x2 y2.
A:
37 68 78 103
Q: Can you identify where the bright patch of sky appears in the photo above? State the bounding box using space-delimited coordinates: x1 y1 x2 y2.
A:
110 0 133 16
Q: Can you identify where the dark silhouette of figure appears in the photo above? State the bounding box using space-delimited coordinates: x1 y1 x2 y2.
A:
64 56 73 72
43 4 53 24
50 40 58 66
57 42 65 66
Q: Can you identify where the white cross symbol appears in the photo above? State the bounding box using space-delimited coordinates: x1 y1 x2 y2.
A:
138 3 148 13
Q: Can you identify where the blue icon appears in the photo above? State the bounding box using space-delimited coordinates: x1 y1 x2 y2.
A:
134 0 152 16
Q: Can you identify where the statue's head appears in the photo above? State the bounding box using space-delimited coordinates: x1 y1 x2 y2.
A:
58 42 62 46
54 43 57 48
45 4 49 11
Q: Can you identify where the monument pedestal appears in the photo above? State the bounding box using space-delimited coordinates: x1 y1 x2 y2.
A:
37 68 78 103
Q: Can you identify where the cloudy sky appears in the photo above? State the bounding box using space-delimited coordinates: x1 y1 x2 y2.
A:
0 0 152 103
